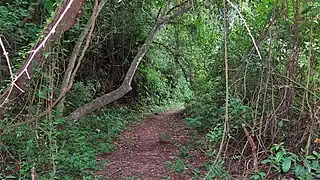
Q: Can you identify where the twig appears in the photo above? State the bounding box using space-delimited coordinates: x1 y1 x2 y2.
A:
227 0 262 60
0 35 14 81
272 72 320 99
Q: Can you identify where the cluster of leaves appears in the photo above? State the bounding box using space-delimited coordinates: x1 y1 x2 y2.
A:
165 138 229 179
258 143 320 180
186 94 252 136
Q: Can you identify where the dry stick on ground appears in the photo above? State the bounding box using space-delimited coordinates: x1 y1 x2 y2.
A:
68 0 192 121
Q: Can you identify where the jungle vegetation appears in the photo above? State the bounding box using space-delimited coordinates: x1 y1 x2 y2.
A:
0 0 319 179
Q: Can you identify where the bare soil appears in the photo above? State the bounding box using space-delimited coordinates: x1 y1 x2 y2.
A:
97 108 205 179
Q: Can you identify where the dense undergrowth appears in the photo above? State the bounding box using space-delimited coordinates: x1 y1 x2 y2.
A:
1 0 320 179
0 0 190 178
0 97 185 179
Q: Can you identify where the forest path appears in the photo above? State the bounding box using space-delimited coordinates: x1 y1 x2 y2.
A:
97 108 204 179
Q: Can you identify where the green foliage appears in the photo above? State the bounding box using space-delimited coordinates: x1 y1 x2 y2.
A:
165 157 188 175
249 171 266 180
0 107 140 178
184 116 203 128
0 2 40 46
203 160 229 180
205 124 223 145
2 0 320 178
185 77 225 133
65 82 95 112
140 66 170 103
139 47 192 106
186 94 252 135
261 143 320 179
174 144 192 159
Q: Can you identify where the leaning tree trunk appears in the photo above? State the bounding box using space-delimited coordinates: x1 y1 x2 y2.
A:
0 0 86 119
68 0 192 121
56 0 105 117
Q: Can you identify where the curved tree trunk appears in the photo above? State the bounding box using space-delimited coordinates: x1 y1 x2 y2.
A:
68 0 192 121
56 0 105 117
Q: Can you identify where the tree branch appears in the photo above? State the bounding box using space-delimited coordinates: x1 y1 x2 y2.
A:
68 1 191 121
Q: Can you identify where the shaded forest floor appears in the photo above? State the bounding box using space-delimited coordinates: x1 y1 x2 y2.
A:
97 108 205 179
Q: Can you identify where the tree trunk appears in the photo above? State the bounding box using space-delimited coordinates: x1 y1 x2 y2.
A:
0 0 86 118
56 0 105 117
68 1 192 121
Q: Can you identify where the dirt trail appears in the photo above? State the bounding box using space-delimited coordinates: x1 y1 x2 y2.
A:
97 108 204 179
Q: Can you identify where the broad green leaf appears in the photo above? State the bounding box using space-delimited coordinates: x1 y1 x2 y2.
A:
282 157 291 173
294 165 306 177
250 174 260 180
311 160 319 170
275 151 284 163
261 159 272 164
259 172 266 177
